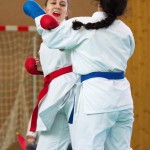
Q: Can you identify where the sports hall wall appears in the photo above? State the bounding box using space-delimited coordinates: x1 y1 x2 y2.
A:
0 0 149 150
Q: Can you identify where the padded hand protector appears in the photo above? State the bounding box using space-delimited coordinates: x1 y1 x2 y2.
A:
23 0 45 19
25 57 43 75
40 14 59 30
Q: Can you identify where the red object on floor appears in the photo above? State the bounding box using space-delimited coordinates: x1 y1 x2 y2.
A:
16 133 26 150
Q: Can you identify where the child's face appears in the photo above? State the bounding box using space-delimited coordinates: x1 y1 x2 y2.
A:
44 0 68 23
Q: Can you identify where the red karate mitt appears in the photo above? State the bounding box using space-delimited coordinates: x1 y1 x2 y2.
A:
25 57 43 75
40 14 59 30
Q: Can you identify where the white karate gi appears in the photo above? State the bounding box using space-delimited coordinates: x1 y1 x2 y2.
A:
27 42 79 150
35 12 135 150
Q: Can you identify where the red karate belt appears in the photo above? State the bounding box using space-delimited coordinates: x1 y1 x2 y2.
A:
30 65 72 132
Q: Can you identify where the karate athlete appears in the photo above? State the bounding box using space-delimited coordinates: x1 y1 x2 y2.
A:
24 0 135 149
24 0 79 150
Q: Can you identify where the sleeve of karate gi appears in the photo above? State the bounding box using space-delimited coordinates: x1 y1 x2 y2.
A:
26 116 37 137
35 15 90 51
129 31 135 57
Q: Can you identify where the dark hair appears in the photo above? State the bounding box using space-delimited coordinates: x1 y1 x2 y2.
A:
73 0 127 30
45 0 48 6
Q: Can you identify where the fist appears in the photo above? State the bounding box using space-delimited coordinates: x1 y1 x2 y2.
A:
25 57 43 75
40 14 59 30
26 135 36 146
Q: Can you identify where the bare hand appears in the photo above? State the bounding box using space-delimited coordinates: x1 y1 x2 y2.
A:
26 135 36 146
34 57 42 72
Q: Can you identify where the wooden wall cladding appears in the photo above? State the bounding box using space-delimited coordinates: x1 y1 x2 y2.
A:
124 1 150 149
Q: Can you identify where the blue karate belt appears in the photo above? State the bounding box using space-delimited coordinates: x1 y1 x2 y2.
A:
81 71 125 82
68 97 75 124
68 71 124 124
